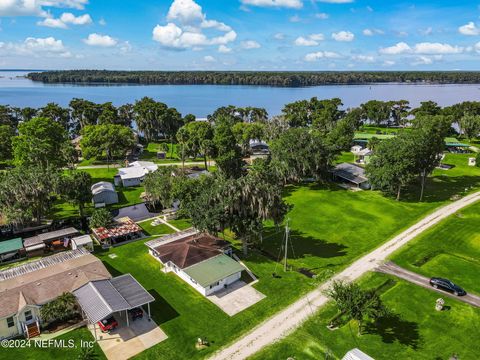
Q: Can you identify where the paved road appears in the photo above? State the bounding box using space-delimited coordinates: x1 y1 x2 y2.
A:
76 161 206 170
376 262 480 308
209 191 480 360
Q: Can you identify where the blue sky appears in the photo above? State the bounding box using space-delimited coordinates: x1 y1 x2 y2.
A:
1 0 480 70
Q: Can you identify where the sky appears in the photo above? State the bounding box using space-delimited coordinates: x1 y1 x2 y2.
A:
1 0 480 70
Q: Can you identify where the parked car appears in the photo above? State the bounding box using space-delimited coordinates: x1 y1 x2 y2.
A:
128 307 144 321
98 316 119 332
429 277 466 296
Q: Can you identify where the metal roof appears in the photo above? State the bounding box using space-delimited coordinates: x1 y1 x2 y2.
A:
72 235 93 246
183 254 244 288
73 273 154 323
91 181 115 195
342 348 375 360
24 227 79 247
0 238 23 255
331 163 369 185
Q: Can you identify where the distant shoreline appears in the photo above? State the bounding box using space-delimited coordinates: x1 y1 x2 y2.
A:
25 70 480 88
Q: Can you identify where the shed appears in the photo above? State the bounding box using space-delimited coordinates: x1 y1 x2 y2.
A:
91 182 119 205
117 161 158 187
23 227 79 256
0 238 25 264
342 348 375 360
331 163 371 190
71 235 94 252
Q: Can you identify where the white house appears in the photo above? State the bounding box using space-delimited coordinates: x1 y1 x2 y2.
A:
145 229 244 296
115 161 158 187
91 182 118 206
71 235 94 252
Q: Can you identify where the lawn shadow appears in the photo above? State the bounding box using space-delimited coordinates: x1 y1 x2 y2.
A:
256 228 348 266
148 289 180 325
364 313 421 350
401 175 480 203
101 261 124 277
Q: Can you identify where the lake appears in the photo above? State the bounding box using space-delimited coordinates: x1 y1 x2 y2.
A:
1 71 480 117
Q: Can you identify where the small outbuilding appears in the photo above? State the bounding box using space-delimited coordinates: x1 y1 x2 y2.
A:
331 163 371 190
0 238 25 264
91 182 119 206
342 348 375 360
23 227 80 257
71 235 94 252
91 217 143 248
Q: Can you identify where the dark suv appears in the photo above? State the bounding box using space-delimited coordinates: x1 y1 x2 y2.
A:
128 307 144 321
429 277 466 296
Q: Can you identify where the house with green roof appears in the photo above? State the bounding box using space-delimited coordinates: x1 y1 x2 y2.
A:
145 229 245 296
0 238 25 265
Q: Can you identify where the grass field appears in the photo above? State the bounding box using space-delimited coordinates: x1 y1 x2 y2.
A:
51 168 144 219
0 327 105 360
249 272 480 360
260 183 440 277
391 200 480 295
95 238 318 360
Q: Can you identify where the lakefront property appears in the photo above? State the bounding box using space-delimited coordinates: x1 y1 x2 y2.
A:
2 1 480 360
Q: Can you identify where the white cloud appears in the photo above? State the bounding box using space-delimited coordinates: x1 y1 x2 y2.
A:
119 41 132 53
274 33 285 40
332 31 354 42
38 12 92 28
412 56 433 65
0 0 88 17
218 44 232 53
379 42 411 55
316 0 353 3
0 36 73 58
83 33 118 47
241 40 261 49
363 28 384 36
475 42 480 53
413 42 462 54
458 22 480 36
304 51 340 62
294 33 324 46
383 60 395 66
204 55 216 62
240 0 303 9
315 12 329 19
352 54 375 63
153 0 236 50
98 17 106 26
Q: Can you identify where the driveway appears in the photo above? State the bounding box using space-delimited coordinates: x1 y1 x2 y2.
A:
376 262 480 308
209 191 480 360
89 312 167 360
207 281 266 316
112 203 159 222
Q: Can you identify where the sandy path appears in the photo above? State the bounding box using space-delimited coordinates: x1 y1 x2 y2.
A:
209 191 480 360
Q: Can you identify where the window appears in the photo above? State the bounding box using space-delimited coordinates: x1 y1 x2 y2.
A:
24 310 33 322
6 317 14 328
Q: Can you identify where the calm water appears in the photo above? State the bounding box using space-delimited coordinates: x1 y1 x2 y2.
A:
1 71 480 117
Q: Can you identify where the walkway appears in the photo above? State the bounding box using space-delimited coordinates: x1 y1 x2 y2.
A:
209 191 480 360
376 262 480 308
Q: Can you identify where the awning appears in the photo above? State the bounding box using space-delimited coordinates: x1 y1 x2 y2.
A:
25 243 46 252
73 273 155 324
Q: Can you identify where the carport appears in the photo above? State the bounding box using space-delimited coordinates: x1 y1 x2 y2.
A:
73 273 155 340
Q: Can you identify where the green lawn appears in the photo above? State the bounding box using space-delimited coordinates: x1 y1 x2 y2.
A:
249 272 480 360
140 142 205 164
95 238 318 360
391 200 480 295
260 183 440 277
0 327 105 360
51 168 144 219
138 220 176 237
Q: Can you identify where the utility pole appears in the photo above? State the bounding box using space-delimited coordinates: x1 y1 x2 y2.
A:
284 218 290 272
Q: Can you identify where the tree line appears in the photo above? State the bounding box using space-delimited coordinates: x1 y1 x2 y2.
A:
27 70 480 87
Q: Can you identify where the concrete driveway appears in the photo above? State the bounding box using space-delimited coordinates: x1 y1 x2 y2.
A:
376 262 480 307
207 281 266 316
89 312 167 360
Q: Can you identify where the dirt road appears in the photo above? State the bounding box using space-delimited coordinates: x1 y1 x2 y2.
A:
209 191 480 360
376 262 480 307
